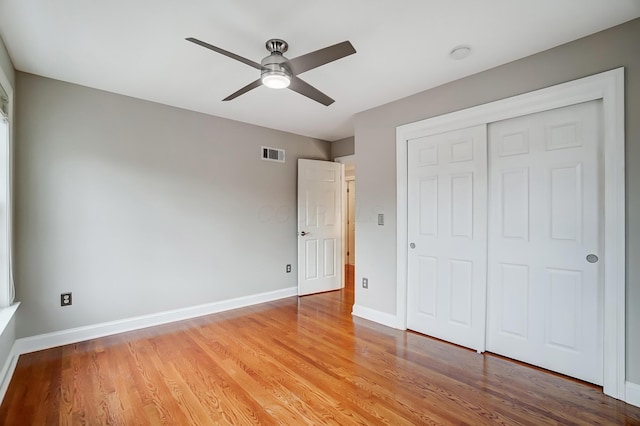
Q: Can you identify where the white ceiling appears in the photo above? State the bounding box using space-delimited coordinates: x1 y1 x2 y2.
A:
1 1 639 141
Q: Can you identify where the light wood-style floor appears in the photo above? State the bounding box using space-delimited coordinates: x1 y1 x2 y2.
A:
2 281 639 425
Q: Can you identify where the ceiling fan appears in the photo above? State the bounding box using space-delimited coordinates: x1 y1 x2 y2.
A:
186 37 356 106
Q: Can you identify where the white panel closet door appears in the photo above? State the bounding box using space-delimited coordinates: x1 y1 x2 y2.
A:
486 101 603 385
407 125 487 352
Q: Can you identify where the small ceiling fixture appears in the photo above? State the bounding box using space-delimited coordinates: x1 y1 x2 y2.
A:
450 45 472 60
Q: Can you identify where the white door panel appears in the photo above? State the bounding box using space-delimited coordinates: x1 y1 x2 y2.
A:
486 101 603 384
407 125 488 352
298 159 343 296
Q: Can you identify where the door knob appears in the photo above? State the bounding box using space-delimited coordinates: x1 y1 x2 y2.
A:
586 254 599 263
299 231 309 236
410 242 416 249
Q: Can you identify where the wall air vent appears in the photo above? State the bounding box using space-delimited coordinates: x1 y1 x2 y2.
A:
261 146 285 163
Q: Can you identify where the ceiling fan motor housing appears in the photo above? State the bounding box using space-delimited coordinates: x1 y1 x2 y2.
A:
261 39 292 88
261 39 292 78
261 53 291 74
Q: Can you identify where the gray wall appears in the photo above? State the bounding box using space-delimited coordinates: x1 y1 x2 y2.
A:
15 72 330 337
331 136 355 159
353 18 640 383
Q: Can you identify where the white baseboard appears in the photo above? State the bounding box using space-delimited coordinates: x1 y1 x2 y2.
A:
13 286 297 356
352 304 402 329
626 381 640 408
0 342 18 404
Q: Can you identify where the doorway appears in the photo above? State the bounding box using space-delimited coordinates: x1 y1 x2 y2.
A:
336 156 356 291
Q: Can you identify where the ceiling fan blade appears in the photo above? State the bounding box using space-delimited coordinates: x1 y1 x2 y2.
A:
186 37 263 70
287 41 356 75
223 79 263 101
288 77 334 106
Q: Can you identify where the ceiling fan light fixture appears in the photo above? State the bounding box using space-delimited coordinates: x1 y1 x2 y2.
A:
262 70 291 89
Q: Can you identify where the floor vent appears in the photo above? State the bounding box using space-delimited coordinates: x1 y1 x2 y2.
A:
261 146 285 163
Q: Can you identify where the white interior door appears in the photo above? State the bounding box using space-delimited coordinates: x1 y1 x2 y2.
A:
297 159 343 296
486 101 603 384
407 125 488 351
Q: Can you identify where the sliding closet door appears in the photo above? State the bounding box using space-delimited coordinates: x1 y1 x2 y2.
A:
407 125 487 352
486 101 603 385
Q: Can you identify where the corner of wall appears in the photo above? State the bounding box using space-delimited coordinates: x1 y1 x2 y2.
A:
626 381 640 408
330 136 355 160
352 304 403 330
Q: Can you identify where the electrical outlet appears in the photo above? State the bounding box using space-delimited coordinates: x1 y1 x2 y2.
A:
286 264 292 273
362 277 368 289
61 292 72 306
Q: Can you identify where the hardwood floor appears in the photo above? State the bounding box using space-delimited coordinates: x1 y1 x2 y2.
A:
2 287 639 425
345 263 354 289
